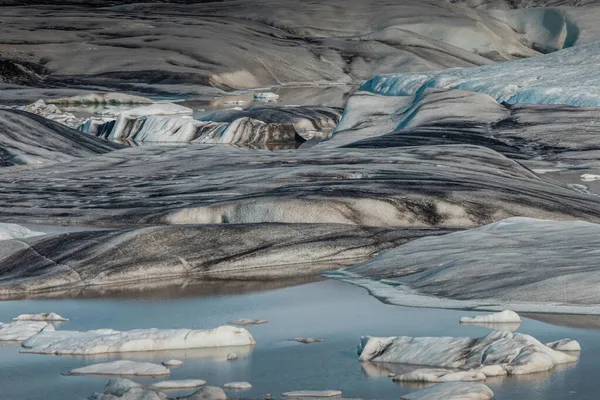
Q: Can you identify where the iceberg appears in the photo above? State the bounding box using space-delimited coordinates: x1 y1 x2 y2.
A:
282 390 342 398
292 337 324 344
393 369 486 383
151 379 207 389
13 312 68 322
361 41 600 107
0 320 53 341
223 382 252 390
328 218 600 314
546 339 581 352
89 379 168 400
46 93 153 105
401 382 494 400
358 330 577 375
161 359 183 367
460 310 521 324
184 386 227 400
21 325 256 355
69 360 170 376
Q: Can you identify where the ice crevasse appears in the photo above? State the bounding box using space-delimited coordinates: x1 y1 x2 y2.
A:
359 41 600 107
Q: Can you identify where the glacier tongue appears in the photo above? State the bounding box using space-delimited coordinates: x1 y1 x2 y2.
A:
361 41 600 107
20 325 255 355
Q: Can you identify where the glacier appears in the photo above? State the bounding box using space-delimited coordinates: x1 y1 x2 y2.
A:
326 217 600 314
360 41 600 107
20 325 255 355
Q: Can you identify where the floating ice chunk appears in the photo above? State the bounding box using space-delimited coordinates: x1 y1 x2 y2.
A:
183 386 227 400
92 379 167 400
282 390 342 398
21 325 256 355
227 318 268 326
460 310 521 324
401 382 494 400
13 312 68 322
254 92 279 102
70 360 170 376
581 174 600 182
0 223 44 241
104 378 142 396
223 382 252 390
151 379 206 389
226 353 239 361
358 330 577 375
394 369 486 383
292 337 324 344
546 339 581 352
0 320 53 341
161 359 183 367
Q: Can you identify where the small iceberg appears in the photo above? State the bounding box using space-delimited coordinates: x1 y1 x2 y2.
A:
223 382 252 390
401 382 494 400
69 360 170 376
546 339 582 352
21 325 256 355
13 312 68 322
228 318 268 326
161 359 183 367
282 390 342 398
394 369 486 383
151 379 206 389
291 337 324 344
460 310 521 324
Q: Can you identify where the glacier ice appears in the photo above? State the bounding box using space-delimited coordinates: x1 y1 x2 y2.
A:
546 339 581 352
360 41 600 107
401 382 494 400
254 92 279 102
0 223 43 241
282 390 342 398
20 325 255 355
226 352 239 361
358 330 577 375
161 359 183 367
151 379 207 389
460 310 521 324
47 93 153 105
328 217 600 314
69 360 170 376
393 369 486 383
223 382 252 390
13 312 68 322
0 320 53 341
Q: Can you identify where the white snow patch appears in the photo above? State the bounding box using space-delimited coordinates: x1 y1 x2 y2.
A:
69 360 170 376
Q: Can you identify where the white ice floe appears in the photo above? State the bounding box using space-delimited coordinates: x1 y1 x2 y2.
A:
161 359 183 367
394 369 486 383
223 382 252 390
0 223 44 241
292 337 324 344
227 318 268 326
401 382 494 400
254 92 279 102
0 320 53 341
546 339 582 352
151 379 206 389
69 360 170 376
13 312 68 322
226 352 239 361
21 325 256 355
460 310 521 324
361 41 600 107
581 174 600 182
282 390 342 398
358 330 577 375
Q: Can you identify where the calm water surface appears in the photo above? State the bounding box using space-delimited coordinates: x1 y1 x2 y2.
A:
0 279 598 400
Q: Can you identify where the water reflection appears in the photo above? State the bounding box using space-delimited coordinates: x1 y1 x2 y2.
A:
524 313 600 330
